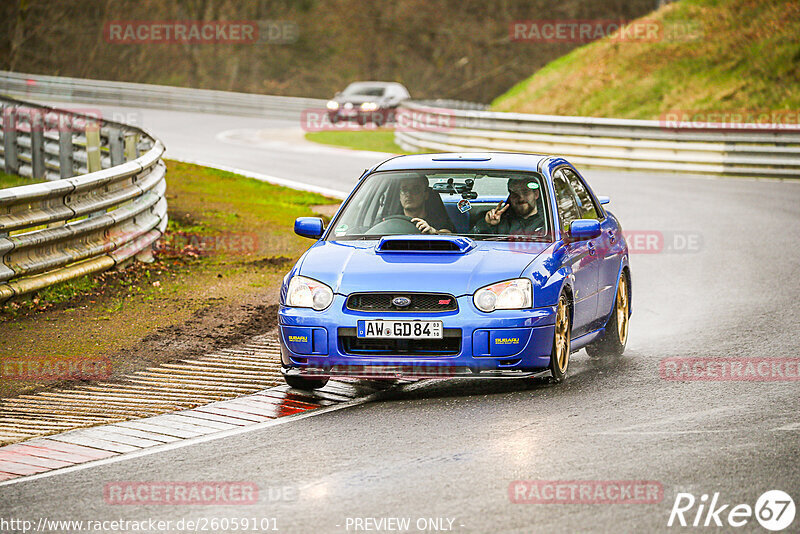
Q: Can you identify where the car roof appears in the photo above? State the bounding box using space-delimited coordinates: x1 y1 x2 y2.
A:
371 152 550 174
345 81 401 88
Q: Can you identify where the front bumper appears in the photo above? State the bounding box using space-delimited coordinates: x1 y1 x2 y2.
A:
278 294 556 379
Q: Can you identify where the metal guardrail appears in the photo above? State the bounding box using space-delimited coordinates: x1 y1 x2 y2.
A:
412 99 488 111
0 70 326 119
0 96 167 302
395 101 800 177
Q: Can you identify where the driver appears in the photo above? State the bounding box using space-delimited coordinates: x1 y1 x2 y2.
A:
471 177 546 235
398 175 454 234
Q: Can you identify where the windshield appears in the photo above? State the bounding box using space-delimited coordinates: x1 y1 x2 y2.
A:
342 84 386 97
327 170 552 241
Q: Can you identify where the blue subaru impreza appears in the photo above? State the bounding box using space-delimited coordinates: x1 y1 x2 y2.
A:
279 153 631 389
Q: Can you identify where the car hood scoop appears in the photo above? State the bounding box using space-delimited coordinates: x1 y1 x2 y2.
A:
376 235 475 254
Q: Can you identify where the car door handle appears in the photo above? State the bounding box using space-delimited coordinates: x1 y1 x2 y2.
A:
587 241 596 255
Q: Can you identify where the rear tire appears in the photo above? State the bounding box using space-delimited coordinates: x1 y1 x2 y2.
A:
586 270 630 357
284 374 329 391
549 292 571 382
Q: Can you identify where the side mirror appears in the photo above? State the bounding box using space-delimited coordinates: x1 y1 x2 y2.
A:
294 217 324 239
597 195 610 205
568 219 601 241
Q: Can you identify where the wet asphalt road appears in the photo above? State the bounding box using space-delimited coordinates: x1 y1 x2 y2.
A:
1 105 799 533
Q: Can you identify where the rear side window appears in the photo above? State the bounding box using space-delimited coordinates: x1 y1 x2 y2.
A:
552 169 581 232
563 168 601 220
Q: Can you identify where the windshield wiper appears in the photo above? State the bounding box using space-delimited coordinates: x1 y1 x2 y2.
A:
479 235 549 242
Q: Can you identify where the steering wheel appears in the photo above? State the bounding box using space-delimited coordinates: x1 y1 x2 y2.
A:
366 215 422 234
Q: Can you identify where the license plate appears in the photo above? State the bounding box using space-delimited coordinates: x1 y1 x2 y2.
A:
357 320 443 339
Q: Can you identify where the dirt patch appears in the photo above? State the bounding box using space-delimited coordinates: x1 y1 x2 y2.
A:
246 256 294 269
108 296 281 379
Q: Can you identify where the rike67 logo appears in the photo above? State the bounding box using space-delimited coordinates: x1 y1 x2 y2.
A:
668 490 795 531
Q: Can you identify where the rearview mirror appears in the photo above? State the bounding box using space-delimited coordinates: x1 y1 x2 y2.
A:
597 195 610 205
568 219 601 241
294 217 324 239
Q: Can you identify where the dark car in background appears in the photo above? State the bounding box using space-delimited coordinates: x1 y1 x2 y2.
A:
326 81 410 126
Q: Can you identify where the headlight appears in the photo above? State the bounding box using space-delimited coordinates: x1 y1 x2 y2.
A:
326 100 339 110
473 278 532 312
286 275 334 311
360 102 379 111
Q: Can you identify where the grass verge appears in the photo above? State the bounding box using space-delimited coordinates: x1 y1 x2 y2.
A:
0 160 339 399
305 129 416 154
0 170 47 189
492 0 800 120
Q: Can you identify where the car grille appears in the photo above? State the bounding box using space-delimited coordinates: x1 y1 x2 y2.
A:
346 292 458 312
340 337 461 356
338 327 461 356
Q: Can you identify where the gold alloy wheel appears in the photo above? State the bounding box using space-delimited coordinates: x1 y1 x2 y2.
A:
554 296 571 372
616 274 629 345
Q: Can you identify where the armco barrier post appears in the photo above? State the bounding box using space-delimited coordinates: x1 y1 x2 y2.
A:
85 123 104 219
58 119 74 178
124 132 139 161
30 108 46 180
2 105 19 175
85 123 102 173
109 127 124 167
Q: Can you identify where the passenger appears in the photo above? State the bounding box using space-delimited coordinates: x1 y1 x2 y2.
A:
471 177 546 235
398 175 454 234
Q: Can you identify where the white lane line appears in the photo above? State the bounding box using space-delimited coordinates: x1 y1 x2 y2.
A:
596 430 738 435
772 422 800 431
172 158 349 199
0 393 378 488
601 407 737 433
215 128 396 160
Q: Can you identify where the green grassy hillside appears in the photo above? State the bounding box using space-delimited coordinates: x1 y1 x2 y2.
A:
492 0 800 121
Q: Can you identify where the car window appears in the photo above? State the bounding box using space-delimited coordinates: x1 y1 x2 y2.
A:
552 169 581 232
343 84 385 97
327 170 550 241
563 168 600 220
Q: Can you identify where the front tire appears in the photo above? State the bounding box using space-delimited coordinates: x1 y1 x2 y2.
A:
284 374 329 391
549 292 571 382
586 270 630 357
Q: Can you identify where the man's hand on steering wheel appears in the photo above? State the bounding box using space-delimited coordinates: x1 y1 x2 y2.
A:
411 217 437 234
